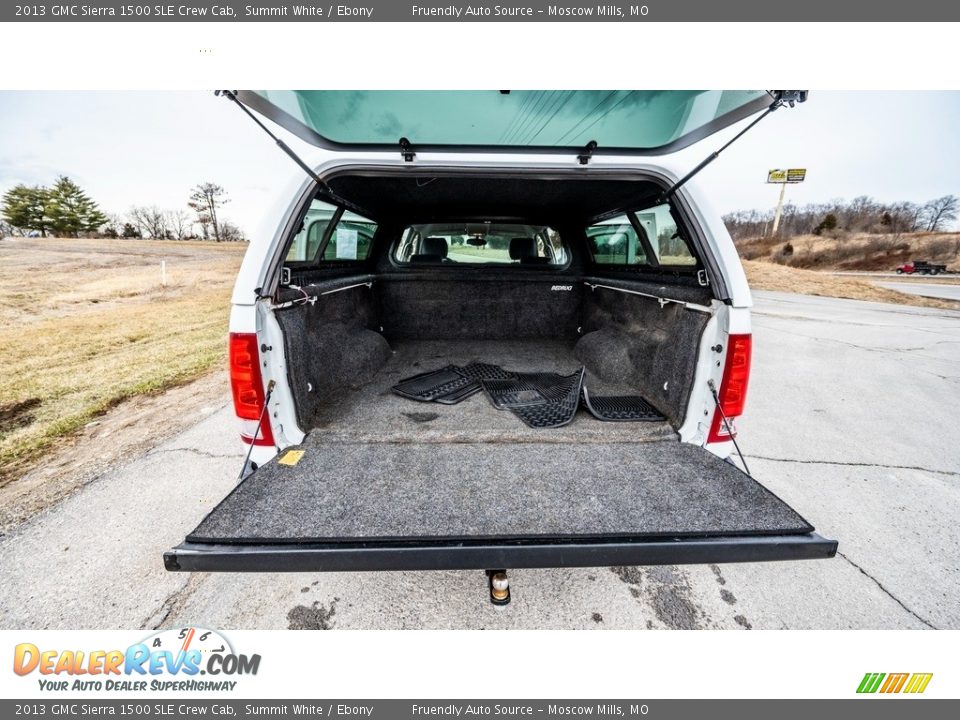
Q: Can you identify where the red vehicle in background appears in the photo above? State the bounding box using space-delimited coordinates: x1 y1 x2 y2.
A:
896 260 948 275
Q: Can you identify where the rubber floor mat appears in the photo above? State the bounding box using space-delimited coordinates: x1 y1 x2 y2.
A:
459 362 515 382
433 363 516 405
393 363 514 404
483 368 585 428
582 385 665 422
482 378 548 409
392 366 475 402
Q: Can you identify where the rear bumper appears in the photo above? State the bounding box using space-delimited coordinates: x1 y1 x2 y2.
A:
164 532 837 573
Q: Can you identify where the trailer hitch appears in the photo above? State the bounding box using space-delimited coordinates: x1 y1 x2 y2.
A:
486 569 511 606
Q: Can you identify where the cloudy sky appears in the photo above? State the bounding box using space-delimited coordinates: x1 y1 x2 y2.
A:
1 91 958 235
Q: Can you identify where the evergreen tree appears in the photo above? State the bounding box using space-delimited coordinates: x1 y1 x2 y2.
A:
46 176 107 236
1 184 49 236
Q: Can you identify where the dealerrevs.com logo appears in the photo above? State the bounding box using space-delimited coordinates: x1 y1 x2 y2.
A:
857 672 933 694
13 627 260 692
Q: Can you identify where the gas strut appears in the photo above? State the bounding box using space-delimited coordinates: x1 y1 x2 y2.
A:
216 90 324 185
708 379 751 477
215 90 356 210
238 380 276 481
658 91 807 205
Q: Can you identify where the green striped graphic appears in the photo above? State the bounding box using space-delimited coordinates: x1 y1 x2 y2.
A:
857 673 886 693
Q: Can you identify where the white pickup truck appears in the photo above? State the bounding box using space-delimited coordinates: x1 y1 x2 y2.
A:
165 90 835 586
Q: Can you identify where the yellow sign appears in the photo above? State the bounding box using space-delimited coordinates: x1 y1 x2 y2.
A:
767 168 806 184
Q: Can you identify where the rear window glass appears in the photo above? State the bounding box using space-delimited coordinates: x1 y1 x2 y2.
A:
248 90 770 151
587 203 697 267
394 223 567 266
286 199 377 263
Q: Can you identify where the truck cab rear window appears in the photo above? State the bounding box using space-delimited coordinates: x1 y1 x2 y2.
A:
286 199 377 263
587 203 697 267
393 222 567 266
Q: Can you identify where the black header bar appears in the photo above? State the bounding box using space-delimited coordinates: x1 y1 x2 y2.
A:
5 1 959 22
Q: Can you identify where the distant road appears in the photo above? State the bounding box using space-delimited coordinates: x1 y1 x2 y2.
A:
874 281 960 301
832 270 960 282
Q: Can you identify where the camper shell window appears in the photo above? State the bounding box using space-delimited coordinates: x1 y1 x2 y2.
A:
393 222 568 266
286 199 377 264
587 203 698 268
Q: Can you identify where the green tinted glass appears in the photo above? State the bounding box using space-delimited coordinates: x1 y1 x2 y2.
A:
286 201 376 263
587 216 647 265
246 90 770 151
587 204 696 267
321 211 376 262
394 223 565 266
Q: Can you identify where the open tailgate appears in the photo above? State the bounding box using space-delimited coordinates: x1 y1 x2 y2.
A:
165 439 836 572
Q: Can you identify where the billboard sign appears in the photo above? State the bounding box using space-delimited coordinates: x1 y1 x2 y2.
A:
767 168 806 183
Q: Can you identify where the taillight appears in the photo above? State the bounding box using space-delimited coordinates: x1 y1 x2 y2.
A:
229 332 274 446
707 333 752 444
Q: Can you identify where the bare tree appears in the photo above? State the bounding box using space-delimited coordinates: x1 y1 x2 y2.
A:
166 209 192 241
188 183 229 242
194 213 210 240
219 220 246 242
884 202 922 233
922 195 959 232
841 195 879 232
128 206 169 239
724 195 960 240
127 206 149 238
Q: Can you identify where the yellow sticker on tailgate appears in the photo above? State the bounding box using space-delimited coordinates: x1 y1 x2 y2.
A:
278 450 305 466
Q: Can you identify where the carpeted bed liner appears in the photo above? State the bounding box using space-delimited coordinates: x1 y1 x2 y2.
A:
309 339 677 445
187 439 814 545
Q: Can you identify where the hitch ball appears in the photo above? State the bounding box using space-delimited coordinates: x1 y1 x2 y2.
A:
489 571 510 605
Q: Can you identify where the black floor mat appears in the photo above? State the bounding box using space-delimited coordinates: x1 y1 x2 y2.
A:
431 382 483 405
482 378 549 409
392 363 513 404
459 362 515 382
392 366 475 402
393 362 647 428
483 368 585 429
582 385 666 422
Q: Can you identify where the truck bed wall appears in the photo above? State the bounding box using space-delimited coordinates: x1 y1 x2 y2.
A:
276 283 391 429
577 286 709 426
378 274 583 341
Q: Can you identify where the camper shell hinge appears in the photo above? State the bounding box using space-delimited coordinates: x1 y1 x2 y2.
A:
399 137 416 162
577 140 598 165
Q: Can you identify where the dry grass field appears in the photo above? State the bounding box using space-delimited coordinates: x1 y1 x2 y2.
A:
736 231 960 271
0 237 245 485
743 260 960 310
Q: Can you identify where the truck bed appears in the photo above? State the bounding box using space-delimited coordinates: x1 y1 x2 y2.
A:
306 339 676 445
